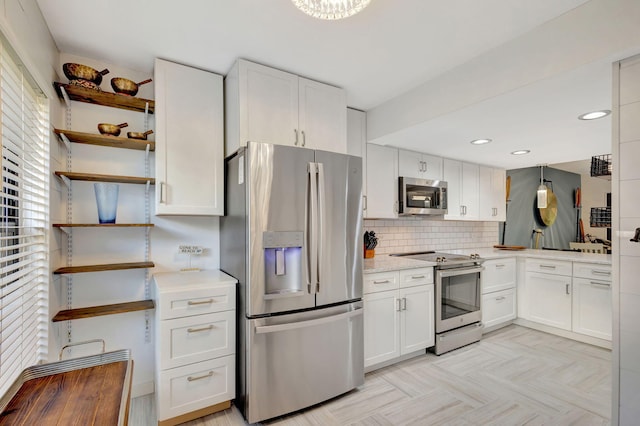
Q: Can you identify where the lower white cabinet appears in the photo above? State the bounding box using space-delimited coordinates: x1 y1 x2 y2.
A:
481 258 516 330
525 271 572 331
482 288 516 329
153 270 237 426
572 262 612 340
364 268 434 369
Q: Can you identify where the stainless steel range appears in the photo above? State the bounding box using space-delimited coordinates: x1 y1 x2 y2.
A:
391 251 484 354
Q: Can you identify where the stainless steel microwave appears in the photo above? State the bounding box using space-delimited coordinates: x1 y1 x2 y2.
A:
398 177 448 215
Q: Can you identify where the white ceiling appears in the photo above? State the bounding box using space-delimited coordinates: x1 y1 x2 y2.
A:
36 0 635 169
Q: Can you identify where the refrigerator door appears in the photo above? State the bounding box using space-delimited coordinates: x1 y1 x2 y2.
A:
247 142 316 316
245 301 364 423
314 150 363 307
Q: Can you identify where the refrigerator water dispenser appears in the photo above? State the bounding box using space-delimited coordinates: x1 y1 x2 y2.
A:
263 231 303 298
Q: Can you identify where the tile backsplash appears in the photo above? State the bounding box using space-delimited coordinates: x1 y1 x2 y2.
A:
364 218 499 254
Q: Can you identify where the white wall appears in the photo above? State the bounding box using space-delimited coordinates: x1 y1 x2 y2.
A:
364 218 499 255
614 54 640 426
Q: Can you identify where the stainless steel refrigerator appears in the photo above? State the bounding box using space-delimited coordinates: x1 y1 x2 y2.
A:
220 141 364 424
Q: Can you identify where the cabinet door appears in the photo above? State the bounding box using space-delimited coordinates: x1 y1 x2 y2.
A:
366 144 398 218
240 60 299 147
422 154 443 181
155 59 224 215
398 149 423 179
443 158 463 219
572 277 612 340
298 77 347 153
482 288 516 329
364 290 400 367
482 258 516 293
461 162 479 219
399 284 434 354
526 272 572 331
480 167 506 221
347 108 367 214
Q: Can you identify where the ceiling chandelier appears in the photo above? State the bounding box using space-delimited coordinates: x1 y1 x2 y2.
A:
291 0 371 20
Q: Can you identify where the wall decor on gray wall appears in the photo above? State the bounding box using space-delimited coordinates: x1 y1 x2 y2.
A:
501 166 580 249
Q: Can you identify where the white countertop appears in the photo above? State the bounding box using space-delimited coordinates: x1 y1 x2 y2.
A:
153 269 237 292
364 247 612 273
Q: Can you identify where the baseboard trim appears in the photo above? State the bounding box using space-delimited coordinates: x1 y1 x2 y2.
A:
364 349 426 373
132 381 155 398
514 318 611 349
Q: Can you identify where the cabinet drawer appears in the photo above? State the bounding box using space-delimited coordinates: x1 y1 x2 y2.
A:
157 354 235 421
482 288 516 329
160 310 235 370
573 262 612 281
399 267 433 288
364 271 399 294
525 258 572 276
157 284 235 320
482 258 516 293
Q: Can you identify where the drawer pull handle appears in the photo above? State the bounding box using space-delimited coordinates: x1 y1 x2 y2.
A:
592 270 611 276
590 281 611 287
373 280 391 284
495 264 506 268
410 275 425 279
187 371 214 382
188 299 214 306
187 325 214 333
539 265 556 269
495 296 506 301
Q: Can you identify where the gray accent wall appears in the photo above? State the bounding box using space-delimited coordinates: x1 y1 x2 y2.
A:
501 167 580 249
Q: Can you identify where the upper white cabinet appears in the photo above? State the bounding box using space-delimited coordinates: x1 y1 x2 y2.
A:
347 108 367 215
225 59 347 156
155 58 224 215
366 144 398 218
443 159 479 220
398 149 443 181
479 166 506 221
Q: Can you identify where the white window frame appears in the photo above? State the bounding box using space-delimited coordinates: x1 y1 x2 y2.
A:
0 33 49 397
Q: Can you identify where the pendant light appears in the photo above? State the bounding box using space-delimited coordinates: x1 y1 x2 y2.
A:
537 164 547 208
291 0 371 20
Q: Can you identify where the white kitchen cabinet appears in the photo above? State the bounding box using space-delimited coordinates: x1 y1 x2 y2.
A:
479 166 506 221
155 58 224 215
482 288 516 329
153 270 237 425
225 59 346 155
525 270 572 331
399 284 434 354
572 262 612 340
364 268 434 370
481 258 516 330
443 159 479 220
363 289 400 366
398 149 443 181
366 143 398 218
347 108 367 215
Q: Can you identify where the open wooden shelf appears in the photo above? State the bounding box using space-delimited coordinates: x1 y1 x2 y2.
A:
53 261 155 275
53 223 154 228
52 300 155 322
54 128 155 151
54 82 155 113
55 171 155 185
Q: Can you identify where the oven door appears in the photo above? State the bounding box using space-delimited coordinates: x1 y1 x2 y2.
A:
435 265 484 333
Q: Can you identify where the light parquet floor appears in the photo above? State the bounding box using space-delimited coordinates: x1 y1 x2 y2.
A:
130 325 611 426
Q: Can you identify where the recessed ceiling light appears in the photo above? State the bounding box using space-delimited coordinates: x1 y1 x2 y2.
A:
511 150 530 155
578 110 611 120
470 138 492 145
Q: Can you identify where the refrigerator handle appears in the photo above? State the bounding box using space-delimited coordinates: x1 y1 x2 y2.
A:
255 307 363 334
316 162 325 294
308 162 319 292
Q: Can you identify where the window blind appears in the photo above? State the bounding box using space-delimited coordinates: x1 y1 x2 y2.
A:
0 35 49 397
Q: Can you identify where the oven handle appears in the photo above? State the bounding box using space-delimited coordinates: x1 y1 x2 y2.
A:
437 265 485 277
